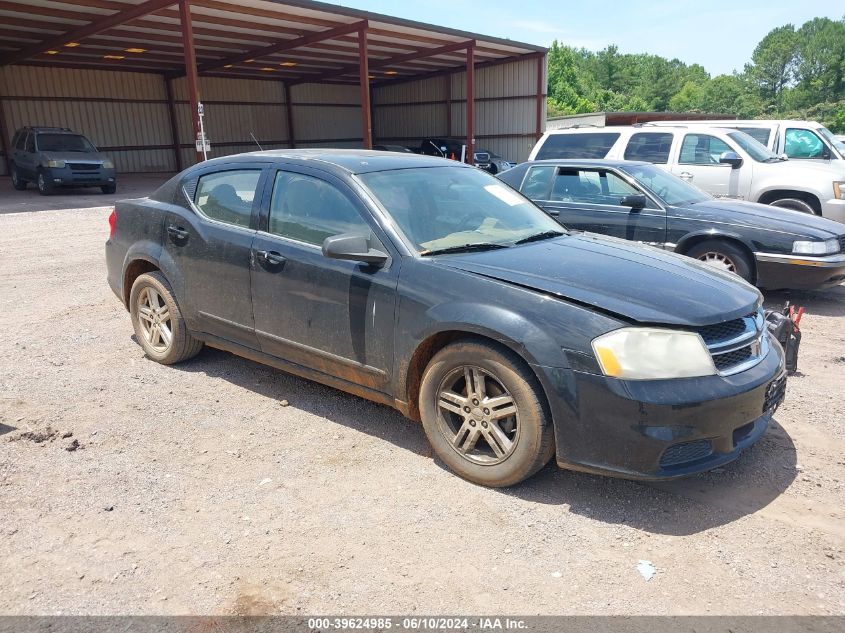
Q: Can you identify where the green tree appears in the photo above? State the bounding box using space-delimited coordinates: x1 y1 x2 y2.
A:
794 17 845 104
748 25 798 106
668 81 705 111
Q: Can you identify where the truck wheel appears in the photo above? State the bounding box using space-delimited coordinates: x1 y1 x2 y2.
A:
687 239 753 283
101 183 117 194
419 339 554 487
36 170 53 196
10 164 27 190
129 272 203 365
768 198 816 214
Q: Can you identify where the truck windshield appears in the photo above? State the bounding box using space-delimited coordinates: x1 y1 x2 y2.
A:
727 131 782 162
818 127 845 157
36 134 96 153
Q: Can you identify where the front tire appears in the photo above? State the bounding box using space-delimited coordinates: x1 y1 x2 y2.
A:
10 164 27 190
36 170 53 196
686 239 754 283
419 340 554 487
101 183 116 194
768 197 816 214
129 272 203 365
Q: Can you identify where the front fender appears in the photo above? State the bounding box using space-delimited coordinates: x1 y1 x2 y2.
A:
675 229 758 255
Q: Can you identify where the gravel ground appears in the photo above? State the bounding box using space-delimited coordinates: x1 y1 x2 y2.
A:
1 205 843 615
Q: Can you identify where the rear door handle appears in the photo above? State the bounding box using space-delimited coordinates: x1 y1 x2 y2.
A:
167 225 189 242
256 250 286 268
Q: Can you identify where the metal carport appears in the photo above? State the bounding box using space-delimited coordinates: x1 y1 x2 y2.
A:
0 0 546 174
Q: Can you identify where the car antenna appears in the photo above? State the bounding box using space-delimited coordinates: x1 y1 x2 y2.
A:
250 132 264 151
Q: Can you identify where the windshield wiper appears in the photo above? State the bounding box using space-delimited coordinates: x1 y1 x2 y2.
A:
420 242 509 256
512 230 566 245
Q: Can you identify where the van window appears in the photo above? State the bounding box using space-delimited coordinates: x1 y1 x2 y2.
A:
14 132 27 150
784 128 827 159
25 134 36 153
679 134 731 165
735 127 771 146
536 132 620 160
623 132 673 163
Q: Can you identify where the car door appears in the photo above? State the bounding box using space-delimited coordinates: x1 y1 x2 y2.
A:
531 166 666 245
163 163 267 349
250 165 399 394
670 132 751 199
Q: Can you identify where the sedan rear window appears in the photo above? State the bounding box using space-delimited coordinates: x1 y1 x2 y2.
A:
535 132 620 160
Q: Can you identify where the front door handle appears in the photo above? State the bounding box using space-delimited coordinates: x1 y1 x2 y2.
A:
167 225 189 242
256 250 286 268
679 172 694 182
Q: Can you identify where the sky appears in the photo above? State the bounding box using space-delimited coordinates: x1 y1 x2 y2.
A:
334 0 843 76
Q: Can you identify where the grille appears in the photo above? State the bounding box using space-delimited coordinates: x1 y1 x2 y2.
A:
763 374 787 415
660 439 713 468
712 346 753 371
698 316 750 346
68 163 100 171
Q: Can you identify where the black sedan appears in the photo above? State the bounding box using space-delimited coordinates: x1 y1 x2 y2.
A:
498 159 845 290
106 150 785 486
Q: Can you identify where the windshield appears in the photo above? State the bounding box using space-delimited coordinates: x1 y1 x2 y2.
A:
357 167 564 254
618 163 711 206
727 131 781 162
36 134 96 153
818 127 845 157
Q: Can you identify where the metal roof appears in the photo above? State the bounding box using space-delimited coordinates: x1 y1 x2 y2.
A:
0 0 546 84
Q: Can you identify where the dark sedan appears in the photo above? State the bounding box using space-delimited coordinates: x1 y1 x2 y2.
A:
106 150 785 486
498 159 845 290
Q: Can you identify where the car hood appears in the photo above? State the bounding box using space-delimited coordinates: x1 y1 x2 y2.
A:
761 158 845 178
42 151 109 163
436 233 761 327
679 199 844 238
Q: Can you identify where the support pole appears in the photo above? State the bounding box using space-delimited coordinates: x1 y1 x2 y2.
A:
535 53 545 140
445 74 452 137
0 95 10 176
178 0 203 163
465 42 475 165
358 26 372 149
164 76 183 172
284 82 295 149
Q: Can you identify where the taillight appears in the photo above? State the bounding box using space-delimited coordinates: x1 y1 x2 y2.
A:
108 208 116 239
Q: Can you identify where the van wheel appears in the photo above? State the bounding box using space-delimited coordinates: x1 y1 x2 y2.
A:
686 239 753 283
10 165 27 190
129 272 203 365
419 339 554 487
101 183 117 194
36 170 53 196
768 197 816 214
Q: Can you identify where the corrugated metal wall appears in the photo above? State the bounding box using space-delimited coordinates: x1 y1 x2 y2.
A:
373 55 545 163
290 83 361 148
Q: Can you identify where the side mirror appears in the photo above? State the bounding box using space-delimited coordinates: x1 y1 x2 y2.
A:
619 193 647 210
322 233 388 266
719 151 743 169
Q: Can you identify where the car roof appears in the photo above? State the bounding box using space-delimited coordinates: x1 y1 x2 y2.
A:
17 126 78 134
191 149 470 175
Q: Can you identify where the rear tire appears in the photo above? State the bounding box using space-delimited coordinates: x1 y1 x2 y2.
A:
768 197 816 214
10 164 27 190
419 339 554 487
36 170 53 196
101 183 117 194
686 239 754 283
129 272 203 365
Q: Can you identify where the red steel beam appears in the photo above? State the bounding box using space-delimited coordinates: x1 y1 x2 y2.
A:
163 76 183 171
466 42 475 165
358 27 372 149
0 0 176 66
0 94 11 175
179 0 203 163
284 82 295 149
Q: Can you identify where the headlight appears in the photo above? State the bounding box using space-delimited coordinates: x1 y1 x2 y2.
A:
792 239 838 255
45 159 66 168
834 181 843 199
591 328 716 380
102 159 115 169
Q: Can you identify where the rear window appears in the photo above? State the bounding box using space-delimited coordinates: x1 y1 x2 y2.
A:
735 127 772 146
623 132 674 163
536 132 620 160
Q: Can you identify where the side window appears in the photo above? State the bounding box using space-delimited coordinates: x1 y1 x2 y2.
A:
679 134 731 165
194 169 261 228
784 129 826 159
551 169 639 205
623 132 673 163
269 171 371 246
737 127 771 146
13 132 24 150
521 166 554 199
536 133 620 160
25 133 36 153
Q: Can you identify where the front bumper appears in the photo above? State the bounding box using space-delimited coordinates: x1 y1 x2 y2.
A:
821 198 845 224
755 251 845 290
540 340 785 480
44 165 116 187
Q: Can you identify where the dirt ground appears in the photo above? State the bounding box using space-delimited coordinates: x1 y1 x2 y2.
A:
1 203 844 616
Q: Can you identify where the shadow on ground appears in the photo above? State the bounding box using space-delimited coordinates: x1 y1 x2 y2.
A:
763 284 845 318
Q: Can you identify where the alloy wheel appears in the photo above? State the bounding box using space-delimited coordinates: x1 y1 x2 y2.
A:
137 286 172 353
697 251 736 273
436 365 520 465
